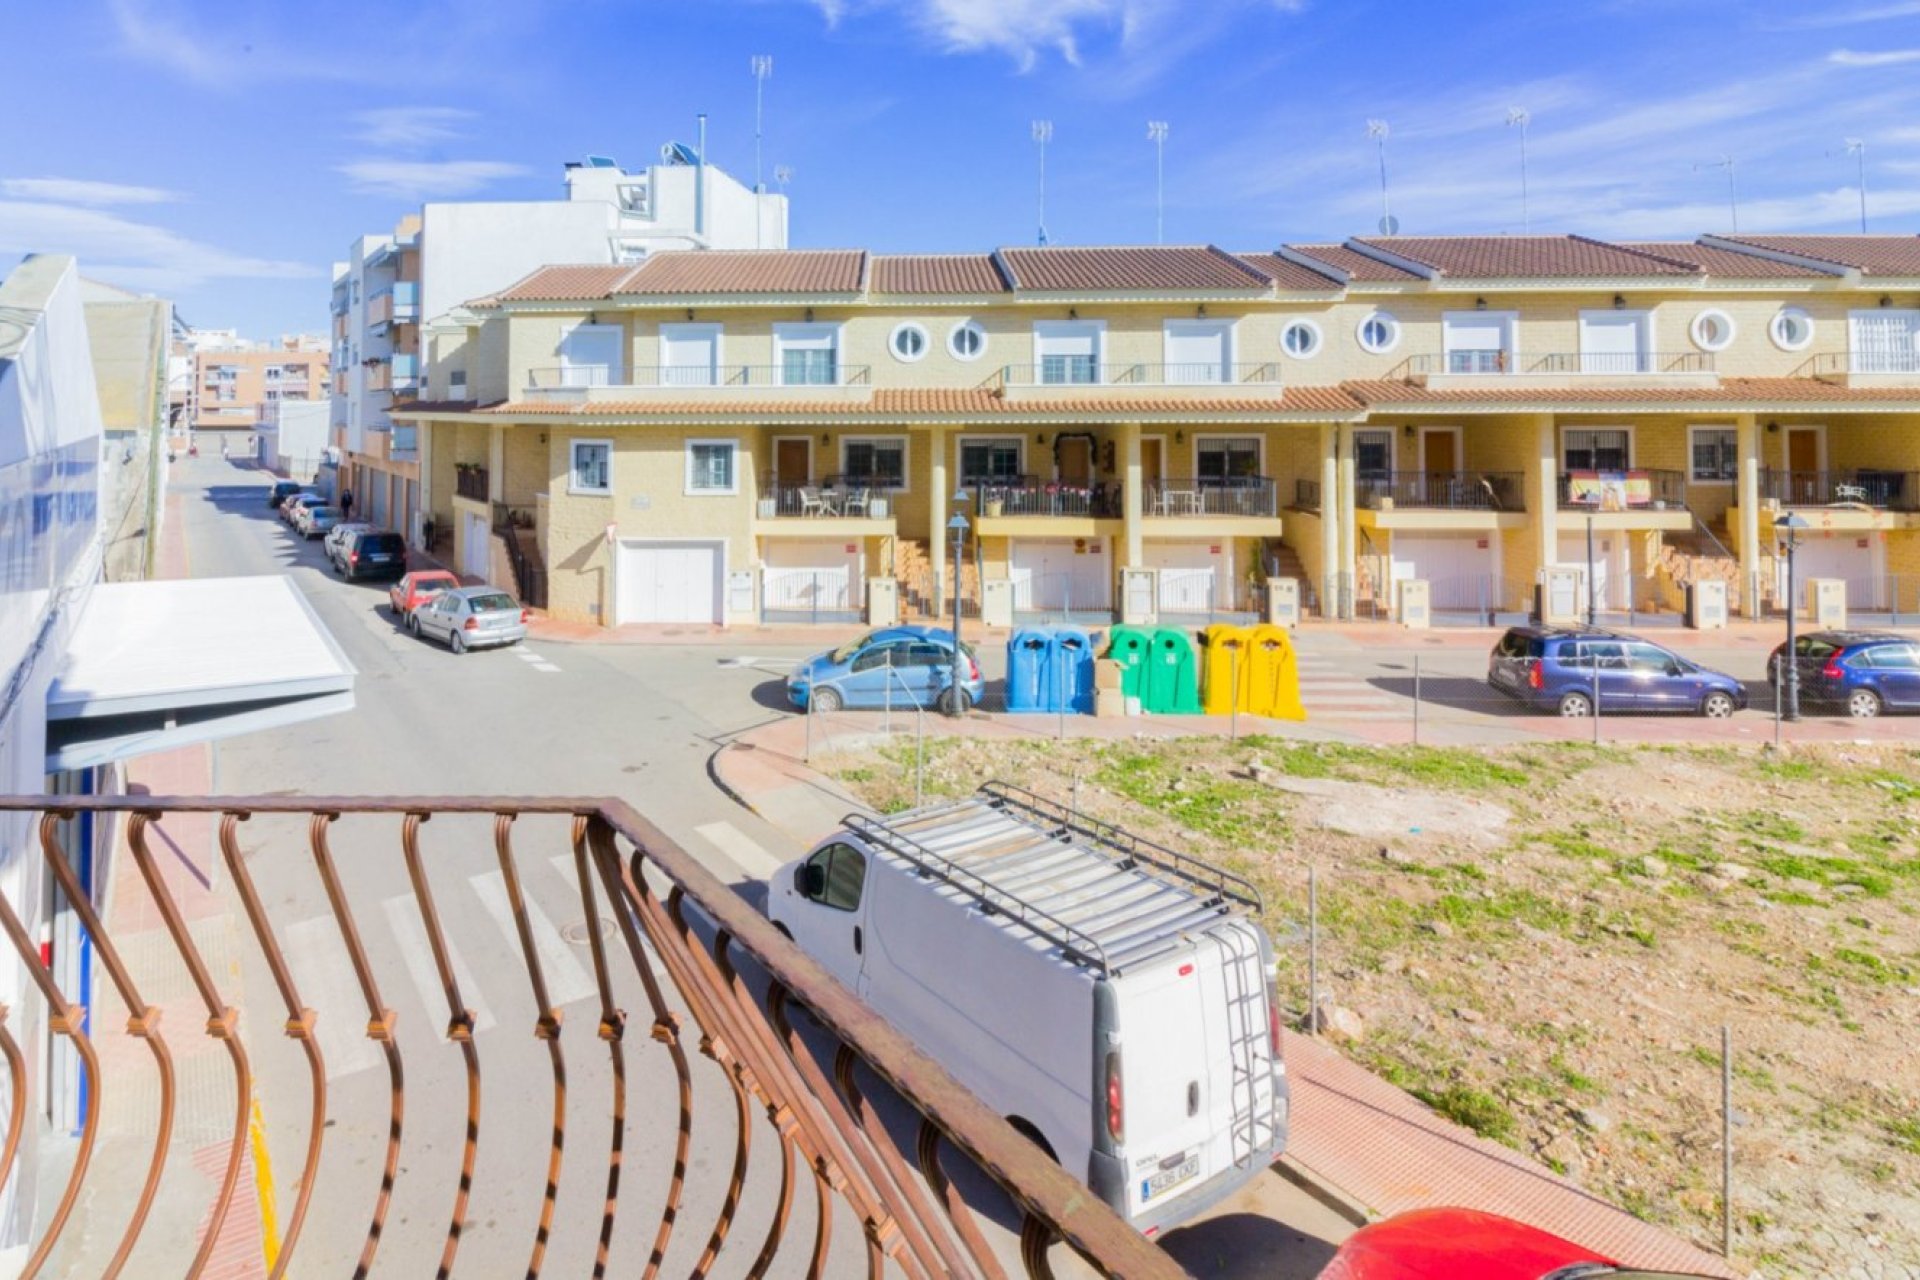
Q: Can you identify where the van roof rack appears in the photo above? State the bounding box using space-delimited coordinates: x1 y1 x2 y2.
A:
841 781 1261 976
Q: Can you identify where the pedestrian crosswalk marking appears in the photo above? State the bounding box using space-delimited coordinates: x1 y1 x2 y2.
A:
382 893 497 1035
694 820 786 880
512 647 562 673
470 869 598 1008
285 915 382 1080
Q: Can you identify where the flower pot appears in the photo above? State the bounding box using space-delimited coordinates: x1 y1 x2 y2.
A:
985 500 1004 518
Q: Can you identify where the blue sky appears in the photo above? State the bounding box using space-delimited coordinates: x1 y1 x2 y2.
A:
4 0 1919 338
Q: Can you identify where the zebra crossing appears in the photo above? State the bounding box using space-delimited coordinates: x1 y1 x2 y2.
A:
510 645 562 674
280 820 785 1082
1292 651 1408 720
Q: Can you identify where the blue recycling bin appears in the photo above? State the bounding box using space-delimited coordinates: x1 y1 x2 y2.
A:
1006 627 1055 712
1047 626 1100 714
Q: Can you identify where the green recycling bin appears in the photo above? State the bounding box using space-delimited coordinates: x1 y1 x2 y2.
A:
1105 625 1152 703
1143 628 1202 714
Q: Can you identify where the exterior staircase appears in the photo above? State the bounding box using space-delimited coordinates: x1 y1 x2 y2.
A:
1266 539 1315 614
894 538 980 619
1652 522 1742 612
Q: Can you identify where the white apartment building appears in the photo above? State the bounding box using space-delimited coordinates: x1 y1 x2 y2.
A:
329 139 787 542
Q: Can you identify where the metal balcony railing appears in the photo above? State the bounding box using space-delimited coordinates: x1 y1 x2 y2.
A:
1557 468 1688 510
1145 477 1278 517
455 463 489 502
993 363 1281 388
526 365 872 390
0 794 1178 1279
1804 351 1920 376
758 480 893 518
1760 467 1920 510
1358 470 1524 510
975 478 1122 518
1529 351 1715 374
1293 478 1322 510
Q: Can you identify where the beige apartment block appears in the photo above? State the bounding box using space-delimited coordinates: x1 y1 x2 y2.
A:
187 341 328 436
392 235 1920 627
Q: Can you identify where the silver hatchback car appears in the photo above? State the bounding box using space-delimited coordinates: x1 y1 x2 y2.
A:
412 586 528 653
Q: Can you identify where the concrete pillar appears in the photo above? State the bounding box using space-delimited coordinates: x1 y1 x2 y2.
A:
1121 421 1144 567
1735 413 1763 618
487 423 506 503
1336 424 1357 618
930 426 949 615
1531 415 1558 583
1318 423 1341 617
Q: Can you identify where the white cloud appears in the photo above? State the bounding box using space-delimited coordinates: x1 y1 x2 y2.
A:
1769 1 1920 27
335 159 528 198
0 178 180 205
107 0 222 85
353 106 476 149
0 200 318 295
1827 47 1920 65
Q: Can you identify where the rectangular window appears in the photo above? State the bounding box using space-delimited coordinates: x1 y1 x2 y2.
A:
685 440 738 494
1354 429 1394 478
1564 429 1630 471
1162 320 1233 383
1442 311 1516 374
660 323 721 386
570 439 612 494
959 439 1023 486
1197 437 1262 483
1034 321 1103 385
841 438 906 489
775 323 840 386
1689 427 1737 483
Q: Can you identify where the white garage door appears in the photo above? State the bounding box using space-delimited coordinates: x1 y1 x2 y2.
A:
461 511 491 580
1780 532 1882 609
763 539 863 613
617 540 723 624
1010 538 1111 611
1146 540 1223 613
1393 534 1497 611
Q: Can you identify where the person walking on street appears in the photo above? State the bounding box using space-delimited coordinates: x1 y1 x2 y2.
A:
340 488 354 521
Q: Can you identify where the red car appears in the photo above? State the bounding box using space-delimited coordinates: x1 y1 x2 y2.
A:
1319 1208 1714 1279
388 570 461 625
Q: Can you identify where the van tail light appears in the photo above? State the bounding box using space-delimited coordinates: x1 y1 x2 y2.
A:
520 608 530 623
463 617 478 631
1268 989 1283 1057
350 552 360 564
1527 659 1544 691
968 654 981 682
1822 657 1845 680
1104 1051 1124 1143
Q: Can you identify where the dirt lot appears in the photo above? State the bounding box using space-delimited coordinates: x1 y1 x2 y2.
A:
824 736 1920 1278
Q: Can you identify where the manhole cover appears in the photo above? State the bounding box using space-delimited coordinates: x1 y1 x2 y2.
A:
563 917 616 946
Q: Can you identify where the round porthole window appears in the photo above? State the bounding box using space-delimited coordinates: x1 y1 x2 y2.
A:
889 322 930 363
1281 319 1323 359
1690 309 1735 352
1356 311 1401 355
1770 307 1814 352
948 319 987 362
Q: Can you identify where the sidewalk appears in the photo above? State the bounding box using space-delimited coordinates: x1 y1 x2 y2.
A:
713 716 1737 1278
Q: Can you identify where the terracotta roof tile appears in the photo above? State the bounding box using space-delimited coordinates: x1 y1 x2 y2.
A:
1713 235 1920 277
1350 236 1700 279
479 386 1361 417
1617 241 1829 279
1283 243 1424 282
1234 253 1344 292
617 250 868 294
1342 377 1920 407
493 264 643 302
997 245 1273 292
869 254 1009 294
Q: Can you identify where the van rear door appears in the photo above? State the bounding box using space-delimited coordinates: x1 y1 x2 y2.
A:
1192 921 1280 1185
1114 950 1215 1220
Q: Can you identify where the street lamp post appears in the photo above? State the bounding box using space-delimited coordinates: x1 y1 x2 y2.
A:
1777 512 1808 722
948 492 969 717
1585 503 1598 626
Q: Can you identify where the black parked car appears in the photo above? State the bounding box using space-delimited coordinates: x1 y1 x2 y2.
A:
267 479 303 508
330 528 409 581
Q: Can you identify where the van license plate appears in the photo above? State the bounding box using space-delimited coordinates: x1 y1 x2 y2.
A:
1141 1155 1198 1202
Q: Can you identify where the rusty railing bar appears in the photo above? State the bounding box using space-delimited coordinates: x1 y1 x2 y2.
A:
396 810 478 1280
306 812 402 1278
38 812 175 1280
0 1006 23 1193
708 930 800 1280
568 815 627 1280
917 1117 1009 1280
219 811 326 1280
129 811 251 1280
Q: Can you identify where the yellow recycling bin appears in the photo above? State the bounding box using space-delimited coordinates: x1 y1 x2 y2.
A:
1199 623 1251 716
1246 623 1306 721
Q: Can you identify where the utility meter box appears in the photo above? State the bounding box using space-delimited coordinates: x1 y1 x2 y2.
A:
1808 577 1847 629
1396 578 1431 629
981 578 1015 629
1538 566 1583 625
1266 577 1300 628
866 577 899 627
1120 567 1158 626
1687 579 1728 631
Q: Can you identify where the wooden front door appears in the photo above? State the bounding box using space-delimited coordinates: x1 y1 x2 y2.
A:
1056 436 1093 486
776 438 810 488
1423 430 1458 475
1786 428 1819 474
1140 438 1165 487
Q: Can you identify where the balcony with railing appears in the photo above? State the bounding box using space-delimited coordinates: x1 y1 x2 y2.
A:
391 353 419 391
1402 350 1718 389
365 290 393 330
1358 470 1525 512
392 280 420 321
1802 350 1920 385
455 461 490 502
1554 469 1692 528
364 361 392 393
755 475 899 528
1759 467 1920 511
1143 477 1279 519
974 476 1123 521
991 362 1285 399
0 794 1172 1279
526 364 874 404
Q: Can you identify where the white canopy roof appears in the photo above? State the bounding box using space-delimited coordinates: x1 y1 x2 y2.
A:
45 575 356 771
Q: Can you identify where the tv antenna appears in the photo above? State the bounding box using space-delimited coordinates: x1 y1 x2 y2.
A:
1147 120 1169 244
1506 107 1531 233
1366 119 1396 235
751 55 773 247
1829 138 1867 233
1032 120 1054 245
1694 155 1738 232
773 164 793 193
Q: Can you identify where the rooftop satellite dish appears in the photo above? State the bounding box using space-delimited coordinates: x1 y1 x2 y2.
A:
585 155 619 169
1378 215 1400 236
660 141 701 166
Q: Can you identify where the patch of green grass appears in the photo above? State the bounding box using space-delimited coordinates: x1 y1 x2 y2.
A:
1415 1083 1518 1145
1736 809 1809 844
1832 946 1914 985
1093 750 1282 845
1538 829 1621 862
1231 740 1531 791
1882 1113 1920 1155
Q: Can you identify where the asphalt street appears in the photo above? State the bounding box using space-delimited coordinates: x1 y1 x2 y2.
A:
173 457 1355 1279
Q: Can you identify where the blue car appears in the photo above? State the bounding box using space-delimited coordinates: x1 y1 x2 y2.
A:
787 626 984 714
1488 626 1747 718
1767 630 1920 717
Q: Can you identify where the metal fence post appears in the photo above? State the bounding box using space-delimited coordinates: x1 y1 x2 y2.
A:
1773 658 1783 748
1591 660 1601 746
1412 653 1421 747
805 671 815 762
915 703 925 807
1722 1024 1734 1260
884 649 893 735
1071 774 1081 824
1307 864 1319 1034
1230 643 1240 743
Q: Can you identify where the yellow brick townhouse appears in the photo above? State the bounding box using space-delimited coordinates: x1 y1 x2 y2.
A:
390 234 1920 629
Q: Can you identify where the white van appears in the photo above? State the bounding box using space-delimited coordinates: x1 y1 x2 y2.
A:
768 782 1288 1234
